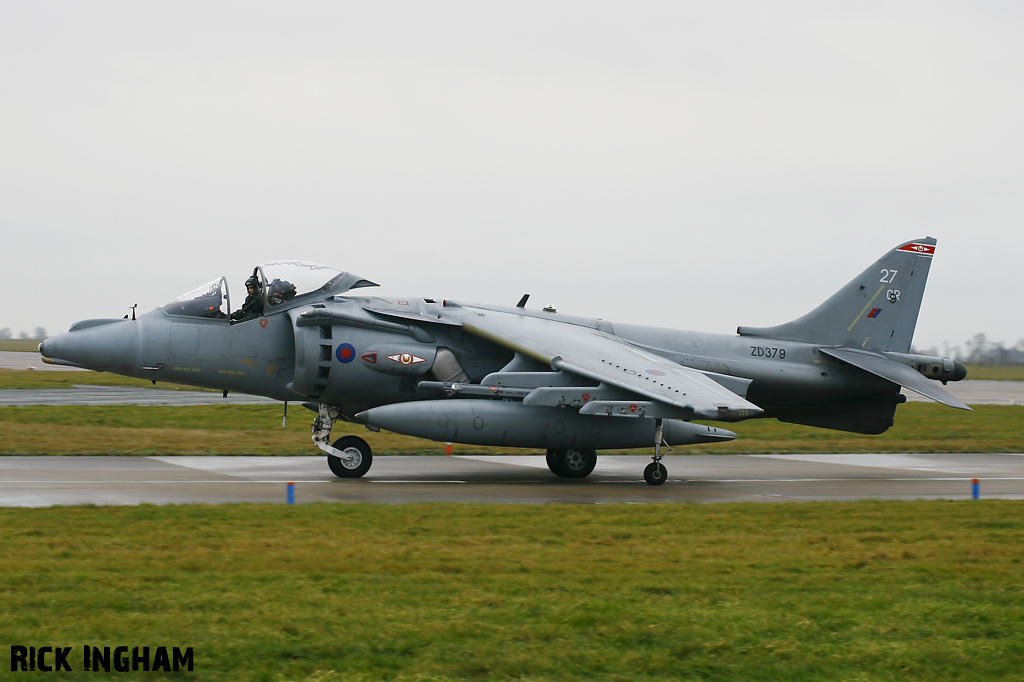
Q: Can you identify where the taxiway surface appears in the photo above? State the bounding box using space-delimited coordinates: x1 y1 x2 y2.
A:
2 453 1022 507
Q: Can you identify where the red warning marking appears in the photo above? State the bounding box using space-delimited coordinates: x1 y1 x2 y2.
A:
897 243 935 255
387 353 426 365
259 319 268 328
629 405 638 413
362 353 377 364
582 394 591 402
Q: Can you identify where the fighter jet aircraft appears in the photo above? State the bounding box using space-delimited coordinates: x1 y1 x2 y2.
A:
40 237 968 485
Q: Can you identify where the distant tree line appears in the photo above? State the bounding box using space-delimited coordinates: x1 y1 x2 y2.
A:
0 327 48 340
914 334 1024 365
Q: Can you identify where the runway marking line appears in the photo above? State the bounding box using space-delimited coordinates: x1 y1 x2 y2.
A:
6 477 1024 484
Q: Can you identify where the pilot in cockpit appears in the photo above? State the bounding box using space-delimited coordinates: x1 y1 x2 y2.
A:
230 272 264 322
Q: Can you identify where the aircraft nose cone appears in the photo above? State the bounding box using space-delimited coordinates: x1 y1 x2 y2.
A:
38 331 80 367
41 320 140 373
38 335 65 361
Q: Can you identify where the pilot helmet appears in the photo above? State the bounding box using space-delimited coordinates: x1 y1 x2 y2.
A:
245 275 261 290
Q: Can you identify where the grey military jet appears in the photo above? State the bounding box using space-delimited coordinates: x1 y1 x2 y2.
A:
40 238 968 485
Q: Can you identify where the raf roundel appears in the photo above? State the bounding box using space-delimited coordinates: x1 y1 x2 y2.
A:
336 343 356 364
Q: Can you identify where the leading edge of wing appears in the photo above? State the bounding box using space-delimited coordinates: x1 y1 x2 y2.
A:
456 308 762 421
551 354 762 421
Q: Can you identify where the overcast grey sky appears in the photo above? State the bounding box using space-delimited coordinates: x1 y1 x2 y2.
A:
2 2 1021 350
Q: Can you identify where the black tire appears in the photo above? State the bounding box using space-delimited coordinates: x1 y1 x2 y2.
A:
545 450 563 476
327 435 373 478
547 449 597 479
644 462 667 486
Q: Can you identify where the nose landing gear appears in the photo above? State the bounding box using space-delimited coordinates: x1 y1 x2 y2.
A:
313 403 374 478
326 435 373 478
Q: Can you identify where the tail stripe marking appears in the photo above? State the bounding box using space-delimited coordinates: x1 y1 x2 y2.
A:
847 284 886 333
897 243 936 256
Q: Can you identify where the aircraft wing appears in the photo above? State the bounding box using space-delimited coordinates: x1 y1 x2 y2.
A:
452 306 762 421
819 347 971 411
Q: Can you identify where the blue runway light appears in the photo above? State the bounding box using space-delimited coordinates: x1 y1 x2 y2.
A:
287 482 295 504
972 478 979 500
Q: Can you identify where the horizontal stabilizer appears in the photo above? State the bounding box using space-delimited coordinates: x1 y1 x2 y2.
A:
819 347 971 411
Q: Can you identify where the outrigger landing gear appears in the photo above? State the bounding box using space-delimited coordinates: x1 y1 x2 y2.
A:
312 404 374 479
643 418 669 486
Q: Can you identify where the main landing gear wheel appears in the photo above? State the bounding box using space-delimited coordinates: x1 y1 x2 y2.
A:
644 462 667 486
546 449 597 479
327 435 373 478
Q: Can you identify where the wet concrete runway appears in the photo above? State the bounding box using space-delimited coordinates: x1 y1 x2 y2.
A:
2 453 1022 507
902 380 1024 406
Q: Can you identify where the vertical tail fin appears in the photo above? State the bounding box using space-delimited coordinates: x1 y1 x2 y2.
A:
737 237 936 352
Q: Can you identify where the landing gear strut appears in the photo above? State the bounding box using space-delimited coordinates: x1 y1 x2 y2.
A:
643 418 669 486
312 403 374 479
546 449 597 478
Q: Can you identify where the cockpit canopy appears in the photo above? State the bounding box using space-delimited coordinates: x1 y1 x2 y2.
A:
160 261 377 319
161 278 229 319
260 261 344 307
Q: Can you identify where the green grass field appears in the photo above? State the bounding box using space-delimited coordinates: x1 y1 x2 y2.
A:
2 501 1023 681
0 338 45 352
0 368 210 391
962 364 1024 380
0 402 1020 456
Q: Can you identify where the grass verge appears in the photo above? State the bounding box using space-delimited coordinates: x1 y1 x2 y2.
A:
0 368 210 391
0 338 45 352
2 501 1023 681
963 364 1024 380
0 403 1020 456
